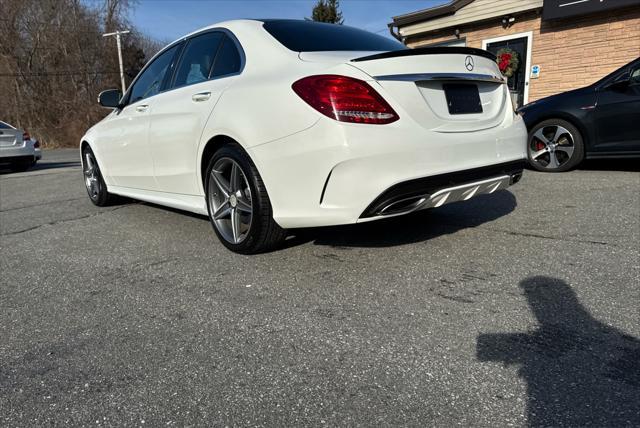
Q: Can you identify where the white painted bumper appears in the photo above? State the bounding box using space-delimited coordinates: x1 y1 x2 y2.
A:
250 112 527 229
0 142 36 160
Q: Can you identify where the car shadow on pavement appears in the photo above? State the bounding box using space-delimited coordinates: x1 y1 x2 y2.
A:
578 158 640 172
0 161 80 175
289 189 517 249
107 190 516 250
32 161 81 171
477 276 640 427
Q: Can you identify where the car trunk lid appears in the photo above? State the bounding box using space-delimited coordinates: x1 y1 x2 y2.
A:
351 48 509 133
0 128 21 147
301 47 510 133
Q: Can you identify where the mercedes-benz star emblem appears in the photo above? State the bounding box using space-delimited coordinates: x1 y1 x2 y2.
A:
465 56 474 71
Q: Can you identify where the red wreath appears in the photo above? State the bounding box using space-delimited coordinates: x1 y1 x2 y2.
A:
498 53 512 72
496 48 519 78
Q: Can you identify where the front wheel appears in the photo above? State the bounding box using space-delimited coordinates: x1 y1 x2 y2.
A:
82 146 114 206
205 144 286 254
527 119 585 172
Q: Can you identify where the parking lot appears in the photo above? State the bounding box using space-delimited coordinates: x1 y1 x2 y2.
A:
1 149 638 426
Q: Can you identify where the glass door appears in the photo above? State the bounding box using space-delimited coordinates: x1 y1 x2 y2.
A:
485 36 529 108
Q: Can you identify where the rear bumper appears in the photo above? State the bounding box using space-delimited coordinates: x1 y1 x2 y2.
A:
250 113 527 229
0 144 35 161
0 155 36 169
0 155 35 165
360 160 524 219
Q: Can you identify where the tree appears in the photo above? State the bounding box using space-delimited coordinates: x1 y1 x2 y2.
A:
0 0 156 147
311 0 344 24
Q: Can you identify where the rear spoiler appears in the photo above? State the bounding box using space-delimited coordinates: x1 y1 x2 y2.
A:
352 47 496 62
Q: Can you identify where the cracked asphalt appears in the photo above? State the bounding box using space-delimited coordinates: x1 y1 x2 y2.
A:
1 149 639 426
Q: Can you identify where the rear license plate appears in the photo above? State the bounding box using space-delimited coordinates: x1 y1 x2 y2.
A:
443 83 482 114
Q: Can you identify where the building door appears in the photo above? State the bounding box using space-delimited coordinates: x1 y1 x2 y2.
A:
483 32 532 108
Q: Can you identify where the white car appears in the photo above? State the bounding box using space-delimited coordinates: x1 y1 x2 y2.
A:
0 120 36 172
81 19 527 253
32 139 42 163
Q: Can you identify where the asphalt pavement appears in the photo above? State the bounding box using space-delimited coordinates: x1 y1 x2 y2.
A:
1 149 639 426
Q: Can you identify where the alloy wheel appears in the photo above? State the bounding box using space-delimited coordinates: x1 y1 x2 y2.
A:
208 157 253 244
83 151 100 200
529 125 575 170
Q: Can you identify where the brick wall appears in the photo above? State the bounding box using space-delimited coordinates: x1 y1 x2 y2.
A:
406 8 640 101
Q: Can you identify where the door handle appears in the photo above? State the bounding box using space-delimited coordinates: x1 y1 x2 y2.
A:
192 92 211 102
136 104 149 112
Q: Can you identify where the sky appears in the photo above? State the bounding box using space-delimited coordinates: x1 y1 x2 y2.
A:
126 0 448 42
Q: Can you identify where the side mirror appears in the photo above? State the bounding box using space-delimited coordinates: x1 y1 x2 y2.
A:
98 89 122 108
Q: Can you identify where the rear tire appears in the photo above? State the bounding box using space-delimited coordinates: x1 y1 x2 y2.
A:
205 143 286 254
527 119 584 172
82 146 115 206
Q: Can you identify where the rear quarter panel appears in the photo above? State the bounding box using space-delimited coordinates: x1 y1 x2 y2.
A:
195 61 374 195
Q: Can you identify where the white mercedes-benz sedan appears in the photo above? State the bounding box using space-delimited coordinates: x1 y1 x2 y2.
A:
81 19 527 253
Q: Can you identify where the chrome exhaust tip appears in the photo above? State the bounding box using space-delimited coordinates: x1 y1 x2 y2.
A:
510 171 523 185
378 195 427 216
364 174 515 220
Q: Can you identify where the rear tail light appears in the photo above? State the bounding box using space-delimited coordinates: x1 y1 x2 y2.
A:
23 130 30 142
292 75 399 125
33 140 40 148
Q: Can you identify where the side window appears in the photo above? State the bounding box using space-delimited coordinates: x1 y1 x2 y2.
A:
211 35 242 78
173 32 223 88
129 44 180 103
629 65 640 86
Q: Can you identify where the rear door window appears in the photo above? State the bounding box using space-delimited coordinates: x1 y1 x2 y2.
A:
210 35 242 78
173 32 224 88
129 44 181 103
630 65 640 86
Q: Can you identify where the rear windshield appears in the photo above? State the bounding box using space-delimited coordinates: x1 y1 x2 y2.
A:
262 20 406 53
0 121 14 129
